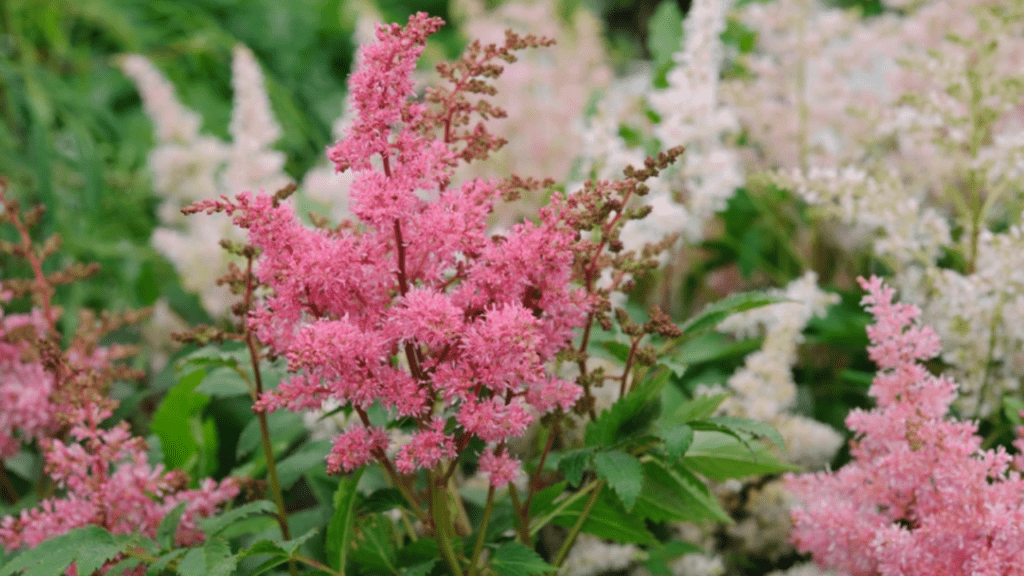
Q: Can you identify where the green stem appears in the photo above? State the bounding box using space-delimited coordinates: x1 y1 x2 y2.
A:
528 479 601 538
467 486 496 576
550 482 604 572
430 471 466 576
508 482 531 545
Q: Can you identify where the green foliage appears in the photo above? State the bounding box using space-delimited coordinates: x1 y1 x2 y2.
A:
0 526 149 576
489 542 556 576
647 0 684 88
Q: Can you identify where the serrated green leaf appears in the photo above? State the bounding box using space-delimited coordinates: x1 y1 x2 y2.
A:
150 369 210 473
281 528 320 556
178 345 245 370
550 489 657 545
585 368 669 448
103 556 142 576
679 292 788 335
176 547 205 576
0 526 115 576
146 548 188 576
198 500 278 537
553 448 593 487
703 416 785 450
634 460 729 523
682 431 797 481
156 501 188 549
326 468 364 571
74 534 128 575
277 439 332 490
489 542 556 576
204 538 237 576
593 451 643 511
601 340 631 362
659 424 693 461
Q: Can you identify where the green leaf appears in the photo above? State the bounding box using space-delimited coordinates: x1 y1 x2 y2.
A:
155 501 188 550
553 448 593 487
326 468 364 571
682 431 797 481
276 439 332 490
634 460 730 523
647 0 684 86
361 488 406 513
679 292 788 335
150 369 217 476
146 549 188 576
593 451 643 512
199 500 278 537
601 340 631 362
527 481 567 518
489 542 556 576
669 332 763 365
585 368 669 448
350 514 398 574
666 393 729 424
550 490 657 545
195 367 251 397
236 411 304 460
658 424 693 461
700 416 785 450
0 526 134 576
400 561 436 576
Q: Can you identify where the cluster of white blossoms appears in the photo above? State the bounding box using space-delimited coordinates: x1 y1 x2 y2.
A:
121 46 290 318
559 534 643 576
758 0 1024 416
715 272 842 468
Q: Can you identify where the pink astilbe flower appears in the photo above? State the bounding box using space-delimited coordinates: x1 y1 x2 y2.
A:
0 406 238 552
786 276 1024 576
191 13 590 483
478 448 520 488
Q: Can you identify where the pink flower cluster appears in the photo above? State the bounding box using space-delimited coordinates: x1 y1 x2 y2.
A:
0 405 238 552
195 13 589 486
787 276 1024 575
0 294 58 458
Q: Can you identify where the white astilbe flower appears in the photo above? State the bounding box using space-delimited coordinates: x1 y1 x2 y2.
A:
777 166 952 267
122 47 292 317
577 69 651 182
646 0 742 243
724 479 795 560
714 272 842 467
559 534 643 576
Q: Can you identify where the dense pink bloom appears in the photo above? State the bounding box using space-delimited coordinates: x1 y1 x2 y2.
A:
326 426 389 474
478 449 520 488
787 276 1024 576
0 406 238 552
196 13 591 478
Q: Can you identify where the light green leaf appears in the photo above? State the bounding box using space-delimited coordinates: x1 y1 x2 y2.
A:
326 468 365 571
276 439 332 490
195 367 251 397
634 460 729 523
199 500 278 537
701 416 785 450
682 431 797 481
593 451 643 512
658 424 693 461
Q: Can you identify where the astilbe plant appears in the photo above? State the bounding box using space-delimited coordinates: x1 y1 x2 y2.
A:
787 276 1024 576
0 180 238 573
186 13 710 575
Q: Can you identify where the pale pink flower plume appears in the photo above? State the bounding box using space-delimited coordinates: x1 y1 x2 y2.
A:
787 276 1024 576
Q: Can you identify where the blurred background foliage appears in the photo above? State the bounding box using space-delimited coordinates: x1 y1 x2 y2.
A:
0 0 883 394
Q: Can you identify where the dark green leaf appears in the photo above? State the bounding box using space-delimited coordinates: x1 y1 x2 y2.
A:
146 549 188 576
277 439 332 490
643 541 704 576
667 393 729 424
585 368 669 448
156 501 188 549
553 448 593 487
326 468 364 571
199 500 278 537
350 514 398 574
489 542 556 576
527 481 567 518
361 488 406 513
593 451 643 511
669 332 763 365
601 341 631 362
